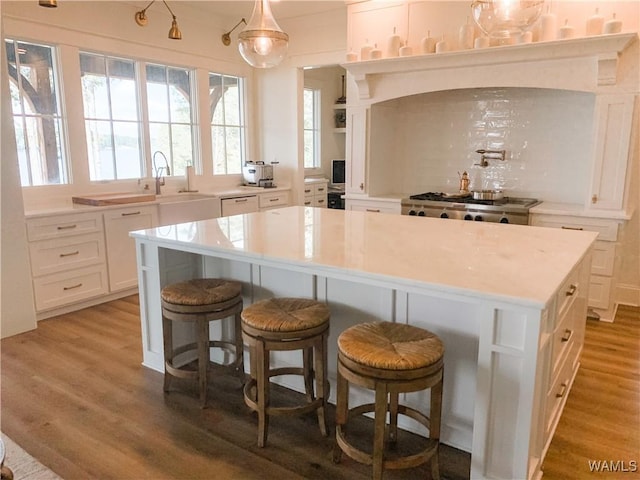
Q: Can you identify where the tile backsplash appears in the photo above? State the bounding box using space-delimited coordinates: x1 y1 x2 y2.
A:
369 87 595 203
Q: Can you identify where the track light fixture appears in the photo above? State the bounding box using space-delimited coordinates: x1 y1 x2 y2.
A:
135 0 182 40
38 0 58 7
222 0 289 68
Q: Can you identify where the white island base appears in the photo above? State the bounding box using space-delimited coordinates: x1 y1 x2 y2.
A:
132 206 596 480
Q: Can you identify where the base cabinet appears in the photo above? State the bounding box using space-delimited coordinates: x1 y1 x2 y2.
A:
104 205 158 292
26 212 108 312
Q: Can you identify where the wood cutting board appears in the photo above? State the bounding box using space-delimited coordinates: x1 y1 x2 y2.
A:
72 193 157 206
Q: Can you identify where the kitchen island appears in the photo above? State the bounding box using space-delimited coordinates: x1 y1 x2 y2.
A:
131 206 597 480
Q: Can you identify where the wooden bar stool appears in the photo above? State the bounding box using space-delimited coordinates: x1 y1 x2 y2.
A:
241 297 330 447
161 278 244 408
334 321 444 480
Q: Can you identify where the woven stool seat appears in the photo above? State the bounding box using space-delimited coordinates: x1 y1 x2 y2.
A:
334 321 444 480
338 322 444 372
241 298 330 447
161 278 244 408
161 278 242 306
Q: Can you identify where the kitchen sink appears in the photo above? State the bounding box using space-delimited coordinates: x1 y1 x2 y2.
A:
156 193 221 225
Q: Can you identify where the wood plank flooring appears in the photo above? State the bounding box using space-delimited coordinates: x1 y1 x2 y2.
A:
1 297 638 479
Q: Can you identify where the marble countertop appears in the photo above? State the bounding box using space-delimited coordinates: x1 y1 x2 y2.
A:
131 206 597 309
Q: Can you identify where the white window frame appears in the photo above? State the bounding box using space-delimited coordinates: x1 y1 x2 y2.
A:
303 87 321 171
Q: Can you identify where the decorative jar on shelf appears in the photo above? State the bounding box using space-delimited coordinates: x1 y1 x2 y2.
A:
471 0 545 45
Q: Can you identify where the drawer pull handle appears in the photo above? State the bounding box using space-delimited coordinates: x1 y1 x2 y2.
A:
366 209 380 213
556 383 567 398
63 283 83 291
304 202 311 205
317 188 325 192
304 189 311 193
122 211 141 216
318 200 325 204
236 198 248 203
566 284 577 296
269 198 279 202
561 226 584 231
57 224 77 230
60 251 80 258
561 329 573 342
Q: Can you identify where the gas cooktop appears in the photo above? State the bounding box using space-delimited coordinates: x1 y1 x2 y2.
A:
406 192 539 208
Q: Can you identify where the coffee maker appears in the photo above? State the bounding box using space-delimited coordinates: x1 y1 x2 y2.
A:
242 161 277 188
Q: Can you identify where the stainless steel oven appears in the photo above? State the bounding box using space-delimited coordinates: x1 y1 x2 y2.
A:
401 192 540 225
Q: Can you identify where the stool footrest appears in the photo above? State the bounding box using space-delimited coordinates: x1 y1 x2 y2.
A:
243 378 324 417
336 402 438 471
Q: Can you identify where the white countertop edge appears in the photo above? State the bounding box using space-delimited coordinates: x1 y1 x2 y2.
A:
130 229 557 310
529 202 633 220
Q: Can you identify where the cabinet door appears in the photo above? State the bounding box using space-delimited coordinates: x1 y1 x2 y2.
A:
589 94 634 210
104 205 157 292
346 106 369 194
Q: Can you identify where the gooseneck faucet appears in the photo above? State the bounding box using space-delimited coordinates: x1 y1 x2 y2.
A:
475 149 506 168
152 151 170 194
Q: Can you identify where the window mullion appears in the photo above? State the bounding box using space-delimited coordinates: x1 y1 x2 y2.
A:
137 62 152 178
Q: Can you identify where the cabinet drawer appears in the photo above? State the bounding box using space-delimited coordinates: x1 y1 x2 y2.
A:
550 317 575 377
545 354 574 437
33 264 108 311
346 200 400 214
591 241 615 277
303 195 314 206
588 275 612 310
259 191 290 209
529 214 619 241
29 232 105 277
313 183 327 195
303 186 314 196
555 270 580 323
314 196 327 208
27 212 103 241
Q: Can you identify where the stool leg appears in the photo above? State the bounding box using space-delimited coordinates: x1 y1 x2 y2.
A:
430 375 443 480
333 362 349 463
162 313 172 393
256 337 270 447
233 310 244 381
388 391 399 447
303 346 314 403
373 385 389 480
198 318 210 408
314 333 328 437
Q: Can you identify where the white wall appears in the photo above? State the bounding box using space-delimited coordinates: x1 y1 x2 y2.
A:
369 87 594 202
1 4 37 338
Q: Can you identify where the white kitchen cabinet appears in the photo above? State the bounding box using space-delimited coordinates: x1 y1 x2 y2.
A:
221 195 259 216
530 213 621 321
104 205 157 292
259 190 290 211
26 212 108 313
345 106 369 194
346 198 400 214
303 180 328 208
589 94 635 211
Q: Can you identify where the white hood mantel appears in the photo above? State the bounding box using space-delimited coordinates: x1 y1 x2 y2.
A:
343 33 638 102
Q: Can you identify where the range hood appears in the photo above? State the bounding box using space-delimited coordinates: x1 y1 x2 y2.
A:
343 33 638 101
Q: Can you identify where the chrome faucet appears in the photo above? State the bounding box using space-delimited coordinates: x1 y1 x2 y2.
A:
152 151 170 194
475 149 506 168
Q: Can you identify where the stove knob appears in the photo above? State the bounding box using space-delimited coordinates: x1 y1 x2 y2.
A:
500 217 509 224
409 210 417 216
418 211 426 217
474 215 484 221
464 214 473 221
440 212 449 219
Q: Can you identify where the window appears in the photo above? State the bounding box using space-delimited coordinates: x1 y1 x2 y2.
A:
210 73 246 175
303 88 320 169
146 64 196 177
80 53 142 181
5 39 68 186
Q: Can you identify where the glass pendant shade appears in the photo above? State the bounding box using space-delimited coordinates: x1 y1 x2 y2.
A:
238 0 289 68
471 0 544 42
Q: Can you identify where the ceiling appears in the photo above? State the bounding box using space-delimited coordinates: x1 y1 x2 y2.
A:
136 1 347 22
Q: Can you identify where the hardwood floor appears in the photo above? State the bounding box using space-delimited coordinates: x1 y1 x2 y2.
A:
0 297 638 479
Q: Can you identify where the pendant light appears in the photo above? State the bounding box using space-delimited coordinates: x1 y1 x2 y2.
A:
238 0 289 68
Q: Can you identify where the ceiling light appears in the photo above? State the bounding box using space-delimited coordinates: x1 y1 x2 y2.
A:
135 0 182 40
223 0 289 69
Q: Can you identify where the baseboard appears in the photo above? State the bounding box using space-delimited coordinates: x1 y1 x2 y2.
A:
615 283 640 307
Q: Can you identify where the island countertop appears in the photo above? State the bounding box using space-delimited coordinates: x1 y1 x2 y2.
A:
131 205 597 309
